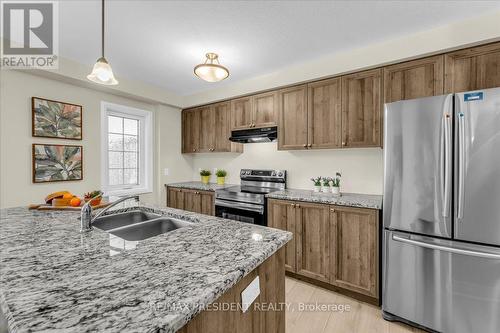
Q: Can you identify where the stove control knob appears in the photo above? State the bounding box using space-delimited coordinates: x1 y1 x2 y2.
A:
271 171 276 176
241 170 245 175
277 172 283 177
246 170 251 175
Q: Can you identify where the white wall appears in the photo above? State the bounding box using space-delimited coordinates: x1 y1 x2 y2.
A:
0 70 188 208
190 143 383 194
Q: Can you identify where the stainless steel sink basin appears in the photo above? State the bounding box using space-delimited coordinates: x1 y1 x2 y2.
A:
106 218 194 241
92 210 161 231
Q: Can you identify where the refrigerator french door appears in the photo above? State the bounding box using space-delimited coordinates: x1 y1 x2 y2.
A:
383 87 500 333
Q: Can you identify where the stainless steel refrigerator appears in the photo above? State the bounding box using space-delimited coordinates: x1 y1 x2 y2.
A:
383 87 500 333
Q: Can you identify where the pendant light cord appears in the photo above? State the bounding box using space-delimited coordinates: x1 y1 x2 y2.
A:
101 0 105 58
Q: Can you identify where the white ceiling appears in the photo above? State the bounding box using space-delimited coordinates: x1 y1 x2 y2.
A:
59 0 500 96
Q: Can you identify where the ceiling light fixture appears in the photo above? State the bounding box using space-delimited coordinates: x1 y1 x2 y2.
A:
87 0 118 85
194 53 229 82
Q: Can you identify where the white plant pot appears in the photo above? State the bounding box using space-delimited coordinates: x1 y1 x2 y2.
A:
322 186 331 193
332 186 340 195
313 185 321 193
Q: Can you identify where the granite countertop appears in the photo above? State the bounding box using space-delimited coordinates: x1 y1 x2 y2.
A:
0 204 291 333
266 189 383 210
166 181 235 192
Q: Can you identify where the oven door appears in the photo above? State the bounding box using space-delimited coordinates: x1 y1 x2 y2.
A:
215 199 266 226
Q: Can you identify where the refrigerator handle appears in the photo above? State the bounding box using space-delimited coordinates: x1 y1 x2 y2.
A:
442 113 452 217
457 112 465 219
392 235 500 260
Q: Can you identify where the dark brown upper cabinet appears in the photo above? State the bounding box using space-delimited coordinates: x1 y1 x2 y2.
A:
342 69 382 148
277 85 308 150
445 42 500 93
384 55 444 103
307 78 342 149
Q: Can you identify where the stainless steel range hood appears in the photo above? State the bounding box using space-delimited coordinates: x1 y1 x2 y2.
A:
229 127 277 143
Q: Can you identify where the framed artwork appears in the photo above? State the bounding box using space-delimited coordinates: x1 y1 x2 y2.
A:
32 144 83 183
32 97 83 140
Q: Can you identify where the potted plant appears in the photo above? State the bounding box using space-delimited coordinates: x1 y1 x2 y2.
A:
332 172 341 195
310 177 322 192
322 177 332 193
215 169 227 185
200 169 211 184
84 190 103 206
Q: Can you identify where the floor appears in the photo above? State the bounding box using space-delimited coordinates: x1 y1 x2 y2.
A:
285 277 425 333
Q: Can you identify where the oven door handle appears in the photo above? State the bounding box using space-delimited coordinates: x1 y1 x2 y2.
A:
215 199 264 214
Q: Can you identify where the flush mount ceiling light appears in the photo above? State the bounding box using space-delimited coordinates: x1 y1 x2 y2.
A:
87 0 118 85
194 53 229 82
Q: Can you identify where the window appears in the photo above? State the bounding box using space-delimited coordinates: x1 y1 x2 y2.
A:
101 102 153 196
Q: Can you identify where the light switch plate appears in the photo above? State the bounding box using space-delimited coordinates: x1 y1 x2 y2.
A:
241 276 260 313
163 168 169 176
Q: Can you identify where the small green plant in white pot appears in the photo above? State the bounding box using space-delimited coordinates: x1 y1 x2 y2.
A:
200 169 211 184
332 172 341 195
322 177 332 193
311 177 322 192
215 169 227 185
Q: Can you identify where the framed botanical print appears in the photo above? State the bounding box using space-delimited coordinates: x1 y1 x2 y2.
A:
32 97 83 140
32 144 83 183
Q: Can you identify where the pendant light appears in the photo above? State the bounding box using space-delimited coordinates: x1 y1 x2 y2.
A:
194 53 229 82
87 0 118 85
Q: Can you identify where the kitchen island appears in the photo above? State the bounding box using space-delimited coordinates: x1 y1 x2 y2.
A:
0 204 291 332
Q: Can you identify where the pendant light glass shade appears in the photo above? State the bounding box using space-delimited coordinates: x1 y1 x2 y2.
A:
87 0 118 86
194 53 229 82
87 57 118 85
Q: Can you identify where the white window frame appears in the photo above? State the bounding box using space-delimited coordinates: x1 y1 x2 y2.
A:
101 102 153 196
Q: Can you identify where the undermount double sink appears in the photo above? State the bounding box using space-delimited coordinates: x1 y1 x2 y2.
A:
92 210 194 241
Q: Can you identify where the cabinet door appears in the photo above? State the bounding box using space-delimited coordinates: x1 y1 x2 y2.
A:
268 199 296 272
295 202 330 282
231 97 253 130
445 42 500 93
331 206 378 297
182 109 201 153
277 85 308 150
307 78 342 149
200 191 214 216
212 102 231 152
167 187 184 210
384 55 444 103
252 91 278 128
198 106 215 153
341 69 382 147
183 189 201 213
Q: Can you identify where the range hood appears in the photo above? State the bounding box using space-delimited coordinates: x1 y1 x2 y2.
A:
229 127 277 143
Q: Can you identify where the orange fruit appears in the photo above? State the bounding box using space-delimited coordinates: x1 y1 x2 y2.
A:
69 197 81 207
62 193 74 199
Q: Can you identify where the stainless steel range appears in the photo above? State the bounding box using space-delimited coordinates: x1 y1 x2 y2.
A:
215 169 286 226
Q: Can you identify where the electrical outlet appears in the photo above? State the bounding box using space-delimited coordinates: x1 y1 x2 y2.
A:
163 168 169 176
213 167 218 174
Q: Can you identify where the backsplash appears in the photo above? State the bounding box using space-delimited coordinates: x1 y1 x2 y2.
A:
190 142 383 194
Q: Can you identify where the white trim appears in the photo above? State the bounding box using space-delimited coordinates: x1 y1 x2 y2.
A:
101 102 153 196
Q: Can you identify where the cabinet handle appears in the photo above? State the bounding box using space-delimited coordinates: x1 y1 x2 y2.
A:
291 203 296 208
308 144 312 148
342 142 346 146
303 144 307 148
192 148 196 152
330 208 335 212
296 204 300 208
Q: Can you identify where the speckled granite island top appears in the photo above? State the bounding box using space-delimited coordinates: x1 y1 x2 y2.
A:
166 182 236 192
267 189 383 210
0 205 291 333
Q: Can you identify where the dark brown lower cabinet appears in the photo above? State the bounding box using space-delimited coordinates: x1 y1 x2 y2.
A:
267 199 379 303
166 186 214 216
177 247 285 333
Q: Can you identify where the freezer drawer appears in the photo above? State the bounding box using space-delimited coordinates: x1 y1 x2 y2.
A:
383 230 500 333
